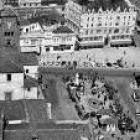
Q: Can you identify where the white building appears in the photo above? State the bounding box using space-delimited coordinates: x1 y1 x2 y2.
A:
0 52 39 100
41 26 77 54
20 17 77 54
0 54 24 100
65 0 137 48
19 0 41 7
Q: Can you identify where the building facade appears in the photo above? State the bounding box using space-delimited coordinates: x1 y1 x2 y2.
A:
19 0 41 7
0 6 20 51
65 0 137 48
41 26 77 54
0 52 39 100
0 73 24 100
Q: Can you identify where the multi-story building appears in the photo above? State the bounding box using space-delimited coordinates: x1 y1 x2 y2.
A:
65 0 137 48
19 14 76 54
0 6 20 51
42 26 77 53
19 0 41 7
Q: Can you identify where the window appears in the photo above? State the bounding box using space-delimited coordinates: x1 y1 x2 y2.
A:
26 28 29 33
97 30 101 34
5 92 12 100
126 28 129 33
11 32 14 36
4 32 10 36
97 23 102 26
46 47 50 52
7 39 11 45
115 22 119 26
7 74 11 81
94 36 98 41
114 28 119 34
32 25 35 29
27 88 31 92
26 69 29 73
116 16 120 20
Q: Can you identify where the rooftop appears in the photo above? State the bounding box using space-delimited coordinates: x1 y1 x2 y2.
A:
24 76 38 88
0 100 26 120
53 26 74 34
6 52 38 66
4 122 90 140
0 54 23 73
20 10 66 27
74 0 129 12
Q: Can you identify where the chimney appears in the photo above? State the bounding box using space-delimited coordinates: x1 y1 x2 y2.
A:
46 103 52 119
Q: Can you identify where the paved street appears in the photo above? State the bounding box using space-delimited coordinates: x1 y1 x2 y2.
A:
41 75 79 120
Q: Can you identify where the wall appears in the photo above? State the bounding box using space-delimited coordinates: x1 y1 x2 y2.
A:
24 66 38 78
0 73 24 100
24 87 37 99
21 23 43 33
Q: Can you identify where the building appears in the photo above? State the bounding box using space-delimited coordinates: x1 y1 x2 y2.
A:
19 0 41 7
0 6 20 51
24 76 38 99
3 122 90 140
65 0 137 48
6 52 38 78
0 54 24 100
42 26 77 53
20 18 44 54
0 51 39 100
19 13 76 54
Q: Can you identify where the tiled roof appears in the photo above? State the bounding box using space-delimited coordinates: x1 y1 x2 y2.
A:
0 100 26 120
53 26 74 34
6 52 38 66
0 54 23 73
75 0 129 12
24 76 38 88
4 123 90 140
25 100 50 122
20 11 66 27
